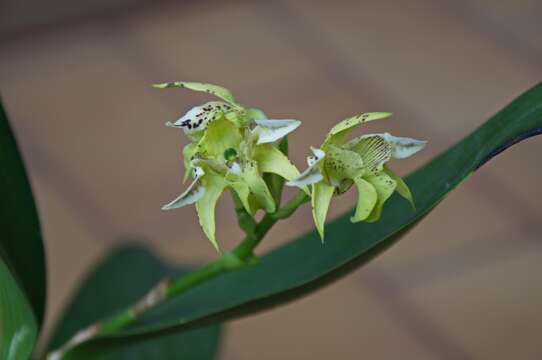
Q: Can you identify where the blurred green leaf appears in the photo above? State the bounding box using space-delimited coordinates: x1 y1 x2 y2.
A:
69 83 542 355
0 99 47 327
0 259 38 360
46 245 222 360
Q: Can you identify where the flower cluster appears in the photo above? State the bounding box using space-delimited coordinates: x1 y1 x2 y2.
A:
155 82 426 250
155 82 303 250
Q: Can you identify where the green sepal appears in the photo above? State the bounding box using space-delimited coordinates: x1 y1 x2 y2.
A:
350 176 377 222
153 81 238 107
311 181 335 242
195 170 227 251
227 175 256 215
246 107 267 121
364 171 397 222
253 143 301 182
243 160 276 213
263 137 289 204
384 166 415 210
323 112 391 147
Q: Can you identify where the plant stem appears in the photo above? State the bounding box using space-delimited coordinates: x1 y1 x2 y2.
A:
47 190 309 359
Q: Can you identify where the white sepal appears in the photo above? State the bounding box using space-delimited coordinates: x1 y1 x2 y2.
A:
254 119 301 144
162 167 206 210
286 147 325 187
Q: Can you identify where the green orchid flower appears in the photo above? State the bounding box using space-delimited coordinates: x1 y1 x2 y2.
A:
155 82 303 250
287 112 427 241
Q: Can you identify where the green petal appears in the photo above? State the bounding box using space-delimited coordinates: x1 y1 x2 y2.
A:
196 171 227 251
384 166 415 209
346 134 392 174
243 160 276 213
350 176 377 222
153 81 238 106
312 181 335 241
198 118 243 158
364 171 397 222
162 167 206 210
254 119 301 144
323 112 391 147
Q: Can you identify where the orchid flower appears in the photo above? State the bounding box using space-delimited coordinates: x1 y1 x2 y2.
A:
154 82 303 250
287 112 427 241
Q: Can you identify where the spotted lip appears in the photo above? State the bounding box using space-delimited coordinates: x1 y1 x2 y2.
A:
475 128 542 170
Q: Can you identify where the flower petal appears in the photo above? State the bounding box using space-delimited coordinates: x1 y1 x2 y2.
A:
153 81 238 106
381 133 427 159
243 160 276 213
384 166 415 209
350 176 377 222
286 147 325 187
162 167 206 210
195 171 227 251
312 181 335 241
364 171 397 222
346 134 392 174
254 119 301 144
324 112 391 147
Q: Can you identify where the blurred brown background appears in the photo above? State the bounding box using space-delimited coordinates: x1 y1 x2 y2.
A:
1 0 541 358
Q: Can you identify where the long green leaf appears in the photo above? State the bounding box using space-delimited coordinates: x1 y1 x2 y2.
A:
68 83 542 355
0 259 38 360
46 245 222 360
0 99 47 327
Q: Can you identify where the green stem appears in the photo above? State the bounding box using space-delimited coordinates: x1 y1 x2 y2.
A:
47 190 310 359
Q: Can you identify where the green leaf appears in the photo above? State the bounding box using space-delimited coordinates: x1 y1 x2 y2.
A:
0 259 38 360
0 99 47 327
45 245 222 360
67 84 542 354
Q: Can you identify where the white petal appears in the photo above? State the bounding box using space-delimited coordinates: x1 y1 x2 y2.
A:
381 133 427 159
286 147 326 187
162 167 206 210
254 119 301 144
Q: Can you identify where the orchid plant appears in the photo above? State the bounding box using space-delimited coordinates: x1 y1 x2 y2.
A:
3 81 541 360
